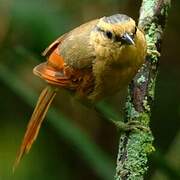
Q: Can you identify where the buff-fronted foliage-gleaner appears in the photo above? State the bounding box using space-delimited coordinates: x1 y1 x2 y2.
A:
13 14 147 170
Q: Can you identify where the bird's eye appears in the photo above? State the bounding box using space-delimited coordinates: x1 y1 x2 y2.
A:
105 31 113 39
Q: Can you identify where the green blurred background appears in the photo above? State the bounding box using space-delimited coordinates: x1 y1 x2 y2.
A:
0 0 179 179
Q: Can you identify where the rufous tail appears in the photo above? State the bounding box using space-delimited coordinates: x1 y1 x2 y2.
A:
13 86 57 172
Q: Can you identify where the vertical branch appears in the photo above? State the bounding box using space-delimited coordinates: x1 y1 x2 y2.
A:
115 0 171 179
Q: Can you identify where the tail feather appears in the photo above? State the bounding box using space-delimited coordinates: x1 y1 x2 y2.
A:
13 86 56 171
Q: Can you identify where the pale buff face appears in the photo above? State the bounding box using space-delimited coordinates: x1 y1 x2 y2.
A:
90 15 138 64
94 17 136 45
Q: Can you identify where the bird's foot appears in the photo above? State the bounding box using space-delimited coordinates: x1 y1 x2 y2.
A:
112 120 150 132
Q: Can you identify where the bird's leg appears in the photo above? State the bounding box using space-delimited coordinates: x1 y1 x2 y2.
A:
110 119 150 132
94 102 150 132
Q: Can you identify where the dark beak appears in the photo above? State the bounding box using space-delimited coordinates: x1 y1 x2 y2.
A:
122 33 135 45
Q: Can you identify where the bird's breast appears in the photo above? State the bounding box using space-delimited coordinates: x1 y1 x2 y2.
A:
87 59 137 101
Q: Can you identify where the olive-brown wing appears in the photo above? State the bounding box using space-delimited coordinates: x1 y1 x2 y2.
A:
34 19 98 90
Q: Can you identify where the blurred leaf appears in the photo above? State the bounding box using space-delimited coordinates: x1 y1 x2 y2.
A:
10 0 72 51
151 151 180 180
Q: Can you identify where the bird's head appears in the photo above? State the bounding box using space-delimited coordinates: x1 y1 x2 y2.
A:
93 14 136 47
91 14 146 66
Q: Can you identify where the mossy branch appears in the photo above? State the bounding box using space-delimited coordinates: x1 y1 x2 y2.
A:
115 0 171 179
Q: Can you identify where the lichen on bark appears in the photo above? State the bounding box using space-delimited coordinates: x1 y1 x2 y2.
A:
115 0 171 179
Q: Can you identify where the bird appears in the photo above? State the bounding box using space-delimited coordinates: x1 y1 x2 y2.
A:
13 14 147 170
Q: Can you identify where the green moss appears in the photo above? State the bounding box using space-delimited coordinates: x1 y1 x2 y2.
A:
137 75 146 85
139 112 150 125
140 0 156 19
115 111 154 179
144 143 155 154
125 99 140 119
143 97 151 112
124 131 154 179
148 77 156 100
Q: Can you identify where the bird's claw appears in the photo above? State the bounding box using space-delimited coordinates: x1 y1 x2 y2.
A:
113 120 150 132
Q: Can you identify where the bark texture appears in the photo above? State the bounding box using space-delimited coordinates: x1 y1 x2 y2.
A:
115 0 171 179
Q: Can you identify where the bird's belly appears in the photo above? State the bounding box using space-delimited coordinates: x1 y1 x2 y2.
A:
88 65 135 101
